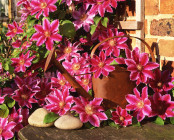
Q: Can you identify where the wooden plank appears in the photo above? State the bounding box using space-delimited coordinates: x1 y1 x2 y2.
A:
114 21 143 30
8 0 12 19
18 123 174 140
136 0 145 52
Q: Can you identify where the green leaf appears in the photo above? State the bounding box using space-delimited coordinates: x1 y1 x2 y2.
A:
43 112 59 124
93 16 102 25
105 109 112 119
108 121 119 129
11 48 21 58
44 50 50 58
0 104 9 118
101 17 109 28
132 117 141 127
110 60 118 65
154 116 164 125
5 97 15 108
84 122 95 129
170 117 174 125
90 25 97 35
88 89 93 97
59 20 76 38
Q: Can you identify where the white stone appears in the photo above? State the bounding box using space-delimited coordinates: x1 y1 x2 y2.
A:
54 114 83 130
28 108 54 127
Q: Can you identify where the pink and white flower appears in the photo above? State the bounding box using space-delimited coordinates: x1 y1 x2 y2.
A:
17 0 29 6
8 107 23 133
111 106 132 127
51 72 71 90
11 51 35 72
6 21 23 38
72 7 95 32
71 96 107 127
45 88 74 116
13 85 38 108
149 69 174 94
0 117 16 140
149 93 174 120
90 51 115 78
63 56 89 75
99 28 128 57
57 39 83 61
125 47 159 84
87 0 111 17
12 39 32 50
31 0 57 19
126 87 151 122
31 19 62 50
35 78 52 106
19 1 33 21
75 69 92 92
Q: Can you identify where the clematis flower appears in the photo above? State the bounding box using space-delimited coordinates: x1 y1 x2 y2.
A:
149 69 174 94
11 51 36 72
35 78 52 106
126 87 151 122
75 68 92 92
17 0 29 6
111 106 132 127
125 47 159 84
87 0 111 17
63 56 89 75
12 39 32 50
99 28 128 57
91 21 109 41
13 85 38 108
19 1 33 21
90 51 115 78
45 88 74 116
31 0 57 19
6 21 23 38
0 88 7 104
51 71 71 90
31 19 62 50
57 39 83 61
72 7 95 32
14 75 40 93
8 107 23 133
0 117 16 140
71 96 108 127
149 93 174 120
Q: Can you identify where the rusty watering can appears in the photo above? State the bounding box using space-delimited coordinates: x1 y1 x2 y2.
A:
44 35 156 109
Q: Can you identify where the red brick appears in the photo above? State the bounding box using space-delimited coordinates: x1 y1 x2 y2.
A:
161 60 174 77
150 19 174 37
160 0 174 14
158 40 174 57
145 0 159 15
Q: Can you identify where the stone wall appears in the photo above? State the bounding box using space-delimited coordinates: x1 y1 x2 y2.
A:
126 0 174 77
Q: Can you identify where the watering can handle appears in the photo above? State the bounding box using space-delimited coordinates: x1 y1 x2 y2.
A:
90 35 156 63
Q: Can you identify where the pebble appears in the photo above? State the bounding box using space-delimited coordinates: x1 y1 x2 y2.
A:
54 114 83 130
28 108 54 127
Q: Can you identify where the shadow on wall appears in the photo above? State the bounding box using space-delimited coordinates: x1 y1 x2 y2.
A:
150 42 174 77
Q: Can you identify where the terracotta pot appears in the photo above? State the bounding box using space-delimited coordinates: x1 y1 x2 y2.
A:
92 65 136 109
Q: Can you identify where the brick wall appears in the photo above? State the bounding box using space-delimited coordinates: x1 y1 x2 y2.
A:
126 0 174 77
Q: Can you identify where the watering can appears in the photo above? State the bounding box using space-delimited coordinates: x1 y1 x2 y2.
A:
44 35 156 109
